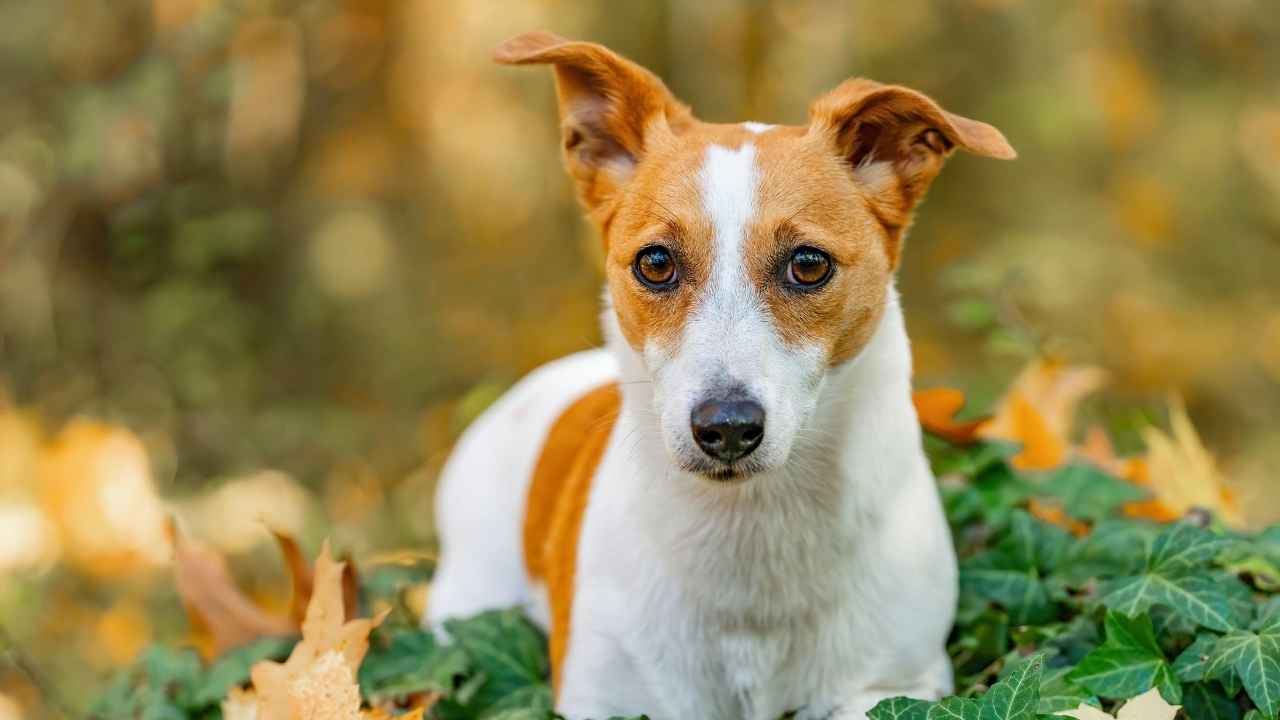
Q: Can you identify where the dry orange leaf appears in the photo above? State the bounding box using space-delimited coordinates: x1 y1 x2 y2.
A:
171 521 364 656
1028 497 1090 537
913 388 989 444
1130 396 1244 528
979 358 1108 470
169 520 295 656
243 541 394 720
273 530 315 627
1077 426 1146 483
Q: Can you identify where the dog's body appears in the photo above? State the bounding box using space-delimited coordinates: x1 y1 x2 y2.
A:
428 32 1014 720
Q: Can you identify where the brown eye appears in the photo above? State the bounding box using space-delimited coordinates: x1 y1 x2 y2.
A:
785 247 833 288
633 246 677 289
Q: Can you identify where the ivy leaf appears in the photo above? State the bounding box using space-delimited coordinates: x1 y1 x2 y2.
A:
1173 634 1221 682
979 652 1043 720
1067 612 1181 704
1099 523 1244 632
1146 523 1234 576
868 696 930 720
962 512 1069 625
1181 682 1243 720
961 560 1053 626
927 696 982 720
1102 573 1240 633
478 684 554 719
1035 463 1148 522
931 440 1021 480
359 626 469 703
479 709 554 720
1255 597 1280 633
1204 629 1280 717
444 609 550 713
1059 520 1155 582
1220 527 1280 592
1037 665 1098 714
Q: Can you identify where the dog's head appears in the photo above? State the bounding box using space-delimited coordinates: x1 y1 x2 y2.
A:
496 32 1014 481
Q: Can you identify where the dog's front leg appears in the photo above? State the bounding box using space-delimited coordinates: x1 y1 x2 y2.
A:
804 651 954 720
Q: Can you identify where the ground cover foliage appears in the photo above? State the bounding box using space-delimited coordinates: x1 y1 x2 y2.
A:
88 437 1280 720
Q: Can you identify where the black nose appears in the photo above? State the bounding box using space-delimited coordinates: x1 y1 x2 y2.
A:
690 398 765 462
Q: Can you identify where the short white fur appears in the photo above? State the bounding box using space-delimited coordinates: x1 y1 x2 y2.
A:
645 142 823 476
428 143 960 720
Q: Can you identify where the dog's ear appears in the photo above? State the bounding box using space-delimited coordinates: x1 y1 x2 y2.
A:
808 78 1015 266
495 31 693 221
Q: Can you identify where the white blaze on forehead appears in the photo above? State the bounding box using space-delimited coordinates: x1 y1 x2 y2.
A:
640 140 825 474
701 143 759 294
742 122 774 134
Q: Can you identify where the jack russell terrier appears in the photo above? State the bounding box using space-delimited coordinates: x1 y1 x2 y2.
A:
427 31 1015 720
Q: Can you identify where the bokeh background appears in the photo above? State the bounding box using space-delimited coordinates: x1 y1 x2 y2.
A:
1 0 1278 715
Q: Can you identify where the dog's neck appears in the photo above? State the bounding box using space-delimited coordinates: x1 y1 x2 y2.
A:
601 283 926 620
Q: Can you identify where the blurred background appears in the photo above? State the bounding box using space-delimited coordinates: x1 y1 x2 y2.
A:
1 0 1278 715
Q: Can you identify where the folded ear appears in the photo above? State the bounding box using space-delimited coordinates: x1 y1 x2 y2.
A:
494 31 693 221
808 78 1015 265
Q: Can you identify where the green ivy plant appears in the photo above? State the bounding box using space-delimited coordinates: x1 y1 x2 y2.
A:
90 440 1280 720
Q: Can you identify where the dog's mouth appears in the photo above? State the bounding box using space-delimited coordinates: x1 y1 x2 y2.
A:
684 457 767 483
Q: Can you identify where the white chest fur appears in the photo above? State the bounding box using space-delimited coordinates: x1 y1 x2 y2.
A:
552 292 958 720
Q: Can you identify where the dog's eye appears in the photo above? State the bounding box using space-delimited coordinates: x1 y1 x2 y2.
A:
633 246 678 289
785 247 833 288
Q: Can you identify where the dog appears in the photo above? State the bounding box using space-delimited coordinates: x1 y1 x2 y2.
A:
426 31 1015 720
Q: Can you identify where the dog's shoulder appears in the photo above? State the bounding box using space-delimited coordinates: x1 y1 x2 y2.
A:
521 377 621 690
523 381 621 579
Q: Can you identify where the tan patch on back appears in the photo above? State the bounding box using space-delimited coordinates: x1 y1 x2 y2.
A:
522 382 620 693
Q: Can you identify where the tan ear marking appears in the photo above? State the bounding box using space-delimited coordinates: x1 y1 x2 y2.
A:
492 32 693 227
491 30 572 64
808 77 1015 266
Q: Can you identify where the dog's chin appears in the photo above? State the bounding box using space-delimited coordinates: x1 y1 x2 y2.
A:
679 456 769 484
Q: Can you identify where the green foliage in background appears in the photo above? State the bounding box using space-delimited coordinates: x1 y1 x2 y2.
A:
89 439 1280 719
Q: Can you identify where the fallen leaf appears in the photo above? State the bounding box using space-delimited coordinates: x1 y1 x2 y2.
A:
246 541 390 720
913 388 989 444
169 520 295 656
0 501 60 573
0 405 40 495
340 550 361 622
95 597 152 665
223 687 260 720
273 531 314 627
39 419 170 577
1028 497 1090 537
1057 687 1179 720
1132 395 1244 528
979 358 1108 470
174 470 311 555
1077 426 1145 483
365 708 425 720
170 521 363 656
0 692 22 720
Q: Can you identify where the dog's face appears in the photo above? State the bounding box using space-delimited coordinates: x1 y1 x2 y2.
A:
496 32 1013 480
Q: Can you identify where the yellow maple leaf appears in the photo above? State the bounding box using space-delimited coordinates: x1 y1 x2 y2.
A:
244 541 392 720
1137 395 1244 528
978 358 1108 470
1057 688 1179 720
